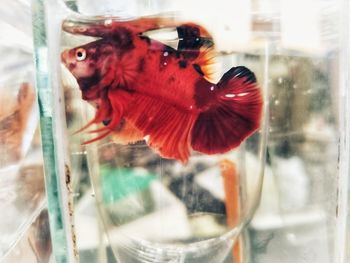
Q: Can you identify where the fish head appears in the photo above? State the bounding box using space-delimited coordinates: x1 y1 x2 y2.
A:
61 40 116 96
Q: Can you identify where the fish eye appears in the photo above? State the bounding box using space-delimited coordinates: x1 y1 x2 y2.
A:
75 48 86 61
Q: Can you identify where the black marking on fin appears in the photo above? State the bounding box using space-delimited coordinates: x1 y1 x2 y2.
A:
178 60 187 68
102 119 111 126
221 66 257 84
176 25 214 55
177 25 201 59
193 64 204 76
139 34 151 45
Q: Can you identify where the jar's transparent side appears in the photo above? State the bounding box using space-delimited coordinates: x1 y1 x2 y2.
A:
250 53 340 263
249 1 349 262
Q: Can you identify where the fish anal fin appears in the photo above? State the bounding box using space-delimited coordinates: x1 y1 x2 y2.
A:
126 94 197 163
111 119 144 144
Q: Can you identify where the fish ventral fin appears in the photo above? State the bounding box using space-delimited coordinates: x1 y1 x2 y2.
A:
191 66 263 154
126 94 197 163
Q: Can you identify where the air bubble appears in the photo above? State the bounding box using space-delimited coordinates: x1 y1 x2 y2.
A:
104 19 113 27
78 27 87 32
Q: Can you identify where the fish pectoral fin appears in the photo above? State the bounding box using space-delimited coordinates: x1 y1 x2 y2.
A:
191 66 263 155
126 94 197 163
106 88 131 128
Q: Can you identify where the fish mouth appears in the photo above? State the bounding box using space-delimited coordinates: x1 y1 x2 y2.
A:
61 50 69 64
61 50 77 72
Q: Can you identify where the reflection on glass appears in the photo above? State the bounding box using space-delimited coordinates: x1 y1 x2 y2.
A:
0 80 45 260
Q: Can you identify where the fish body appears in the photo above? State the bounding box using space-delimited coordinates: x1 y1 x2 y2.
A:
62 18 263 162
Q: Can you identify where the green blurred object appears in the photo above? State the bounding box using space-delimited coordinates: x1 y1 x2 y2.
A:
101 166 156 204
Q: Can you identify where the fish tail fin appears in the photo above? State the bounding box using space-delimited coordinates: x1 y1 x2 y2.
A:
191 66 263 154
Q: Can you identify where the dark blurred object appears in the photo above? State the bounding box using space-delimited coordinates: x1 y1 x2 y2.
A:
169 173 225 215
28 209 52 263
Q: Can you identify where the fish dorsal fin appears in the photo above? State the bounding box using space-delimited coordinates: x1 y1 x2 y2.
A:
193 45 216 81
143 22 217 81
175 23 216 81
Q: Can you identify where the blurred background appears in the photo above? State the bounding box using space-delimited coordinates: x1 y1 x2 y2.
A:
1 0 350 262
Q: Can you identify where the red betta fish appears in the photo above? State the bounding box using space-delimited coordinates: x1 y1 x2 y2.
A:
61 17 263 163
